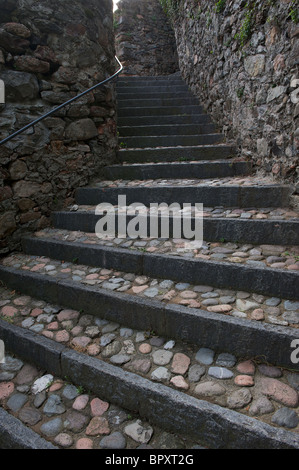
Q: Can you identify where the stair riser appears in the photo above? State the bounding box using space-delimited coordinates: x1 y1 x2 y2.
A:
75 186 291 209
119 146 236 163
117 115 212 126
118 124 216 137
117 86 189 93
118 98 198 108
119 134 223 147
51 212 299 245
117 79 186 86
0 408 58 449
118 105 204 116
1 320 298 449
118 92 194 100
0 267 298 370
104 162 251 180
23 237 299 300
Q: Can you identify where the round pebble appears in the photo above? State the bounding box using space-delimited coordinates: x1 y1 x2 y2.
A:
139 343 152 354
76 438 94 449
54 433 74 448
99 431 127 449
271 408 299 429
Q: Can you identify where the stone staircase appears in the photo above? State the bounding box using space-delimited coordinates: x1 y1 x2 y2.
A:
0 74 298 449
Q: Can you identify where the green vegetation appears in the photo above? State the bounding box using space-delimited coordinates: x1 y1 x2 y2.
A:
113 17 119 30
235 2 255 48
84 8 94 19
76 385 85 394
236 87 245 99
215 0 226 14
159 0 181 18
206 9 212 27
289 1 298 23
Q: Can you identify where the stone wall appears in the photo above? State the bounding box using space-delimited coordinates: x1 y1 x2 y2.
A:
166 0 299 182
115 0 179 76
0 0 117 254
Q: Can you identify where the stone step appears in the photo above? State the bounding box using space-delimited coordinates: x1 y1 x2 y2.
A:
117 81 186 89
104 161 251 180
118 73 183 79
117 98 199 108
119 145 236 163
0 297 299 448
117 91 194 100
117 114 212 127
118 123 217 137
75 181 292 209
117 76 185 85
0 407 57 449
22 232 299 300
51 208 299 245
1 313 298 449
119 134 223 148
116 85 189 94
0 344 202 450
0 257 298 370
118 105 204 117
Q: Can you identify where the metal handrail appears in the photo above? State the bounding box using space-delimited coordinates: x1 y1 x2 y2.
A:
0 56 123 146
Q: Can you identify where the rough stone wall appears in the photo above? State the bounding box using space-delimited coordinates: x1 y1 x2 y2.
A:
115 0 179 76
168 0 299 182
0 0 117 254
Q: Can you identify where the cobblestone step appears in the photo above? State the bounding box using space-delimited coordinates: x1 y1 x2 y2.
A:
117 114 212 127
75 181 292 209
118 105 204 117
51 205 299 245
117 76 185 86
118 123 217 137
118 145 236 163
117 85 189 94
118 98 199 109
117 82 187 89
117 91 194 100
104 161 251 180
21 231 299 300
0 287 298 449
119 134 224 148
24 227 299 269
0 349 201 449
0 255 298 369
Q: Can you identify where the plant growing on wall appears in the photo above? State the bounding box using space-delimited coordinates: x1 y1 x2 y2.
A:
159 0 181 18
215 0 226 14
235 1 256 48
289 0 298 23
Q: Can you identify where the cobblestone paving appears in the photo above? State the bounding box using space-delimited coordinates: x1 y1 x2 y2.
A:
91 175 291 188
0 285 298 436
33 228 299 272
2 253 299 328
118 160 239 166
0 352 204 449
66 204 299 222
